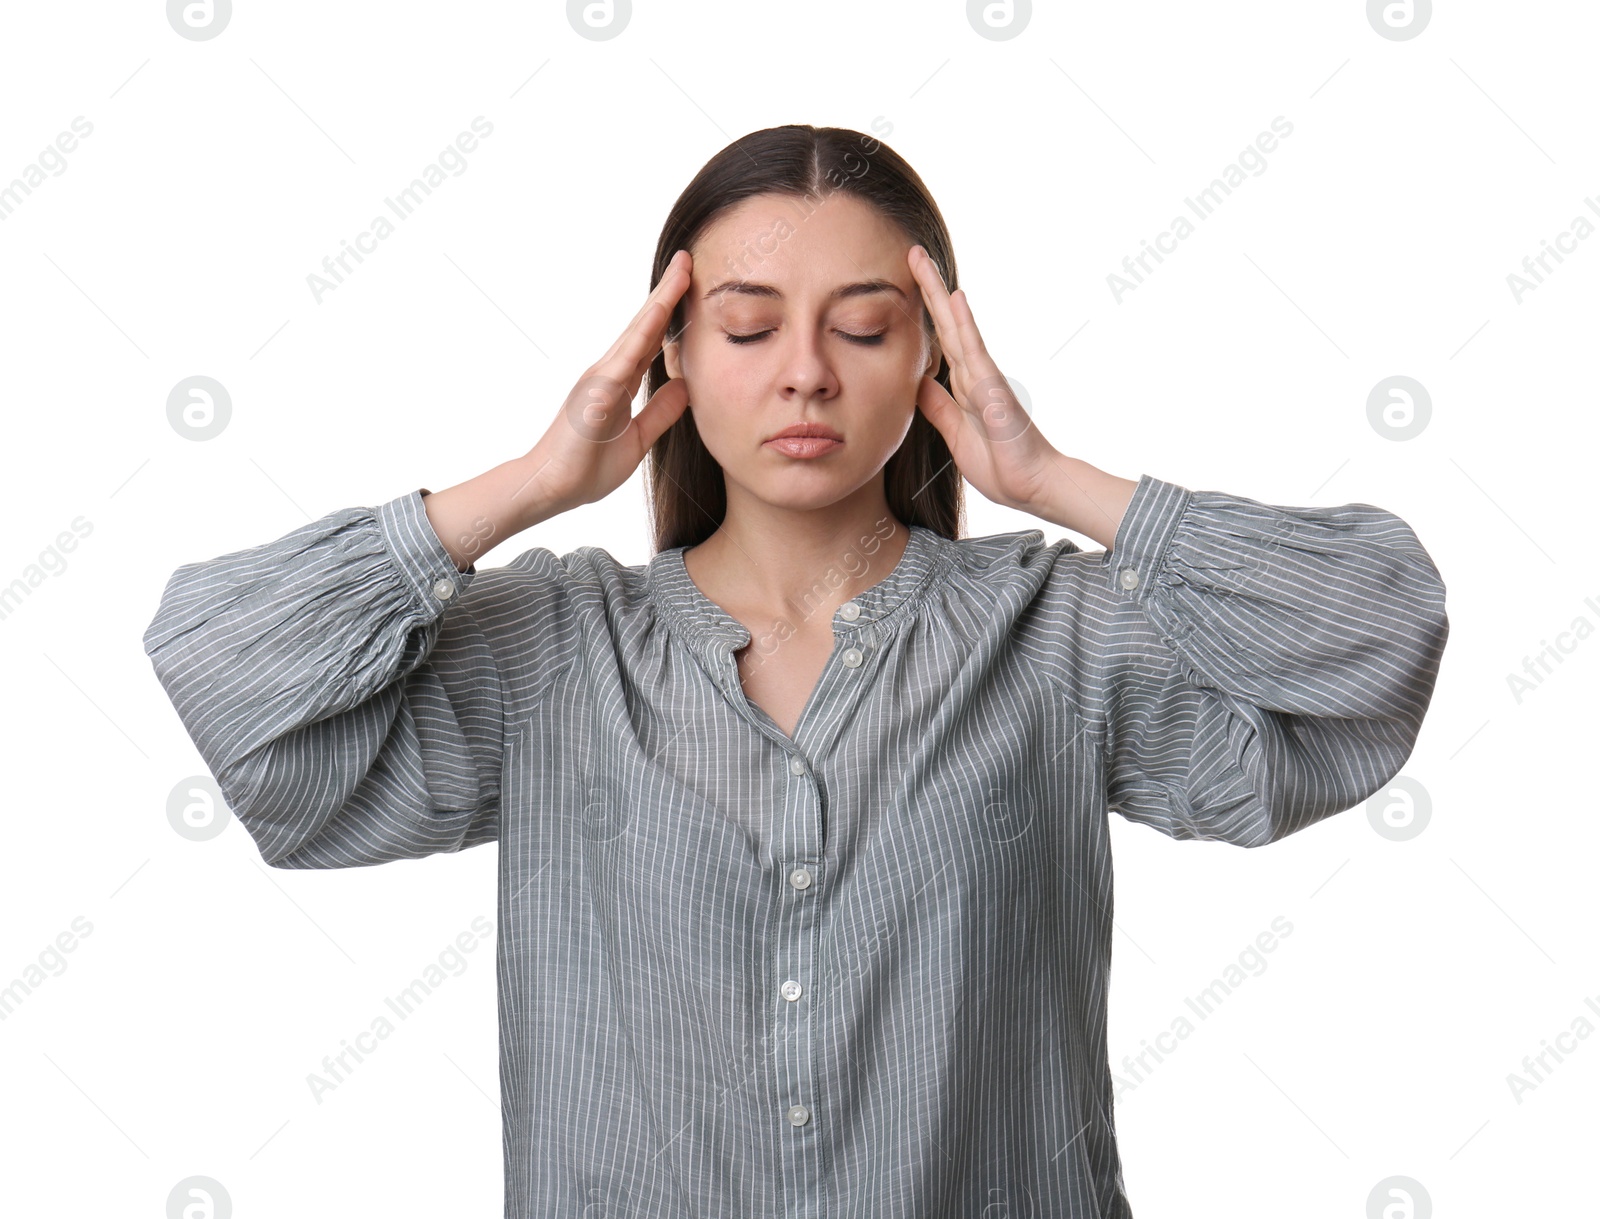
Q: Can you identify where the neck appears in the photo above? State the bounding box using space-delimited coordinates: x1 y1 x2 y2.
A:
684 483 910 629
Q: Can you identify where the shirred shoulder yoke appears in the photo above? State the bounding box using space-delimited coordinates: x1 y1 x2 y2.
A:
143 473 1450 1219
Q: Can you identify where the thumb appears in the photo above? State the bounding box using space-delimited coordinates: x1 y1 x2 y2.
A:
915 375 964 447
631 376 692 453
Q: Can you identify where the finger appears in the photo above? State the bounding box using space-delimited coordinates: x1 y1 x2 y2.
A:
946 286 991 362
600 250 692 373
614 297 676 389
611 250 692 374
618 249 690 352
908 245 958 349
596 288 684 405
908 246 970 380
916 248 989 368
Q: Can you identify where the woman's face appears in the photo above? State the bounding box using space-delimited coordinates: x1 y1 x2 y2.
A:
663 191 941 515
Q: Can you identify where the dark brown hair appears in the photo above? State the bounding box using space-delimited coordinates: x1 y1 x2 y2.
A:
643 124 965 553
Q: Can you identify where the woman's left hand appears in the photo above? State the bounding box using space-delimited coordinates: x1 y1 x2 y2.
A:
908 244 1063 515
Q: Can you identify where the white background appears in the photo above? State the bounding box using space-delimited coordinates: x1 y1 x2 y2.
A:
1 1 1593 1215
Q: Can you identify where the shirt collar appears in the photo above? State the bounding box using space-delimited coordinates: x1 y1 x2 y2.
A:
646 521 948 656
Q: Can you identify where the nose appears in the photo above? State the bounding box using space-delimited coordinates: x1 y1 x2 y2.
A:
773 326 840 402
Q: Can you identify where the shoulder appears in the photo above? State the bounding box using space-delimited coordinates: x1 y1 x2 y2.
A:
936 526 1086 597
915 526 1095 643
470 540 649 612
453 542 652 711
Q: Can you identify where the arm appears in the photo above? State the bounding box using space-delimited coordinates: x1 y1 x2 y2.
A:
1044 472 1450 847
899 246 1447 843
142 456 566 868
144 253 699 868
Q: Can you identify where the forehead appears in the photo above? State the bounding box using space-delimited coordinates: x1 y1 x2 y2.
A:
692 192 910 292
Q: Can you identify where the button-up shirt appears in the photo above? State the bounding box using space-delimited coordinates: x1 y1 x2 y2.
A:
141 473 1449 1218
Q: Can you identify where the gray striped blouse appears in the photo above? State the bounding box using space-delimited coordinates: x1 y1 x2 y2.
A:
142 472 1449 1218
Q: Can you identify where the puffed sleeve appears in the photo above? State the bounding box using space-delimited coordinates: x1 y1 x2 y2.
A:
141 488 508 868
1069 473 1449 847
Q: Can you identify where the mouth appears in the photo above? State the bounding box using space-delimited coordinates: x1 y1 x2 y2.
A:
763 421 843 459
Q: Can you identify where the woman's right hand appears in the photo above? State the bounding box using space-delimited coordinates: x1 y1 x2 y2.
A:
518 249 695 516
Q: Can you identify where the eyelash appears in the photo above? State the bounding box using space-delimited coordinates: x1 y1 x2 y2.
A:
724 330 887 346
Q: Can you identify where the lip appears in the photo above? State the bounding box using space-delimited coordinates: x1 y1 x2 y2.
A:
764 436 842 459
766 424 844 442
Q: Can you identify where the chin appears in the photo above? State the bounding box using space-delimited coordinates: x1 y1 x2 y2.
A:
739 479 860 514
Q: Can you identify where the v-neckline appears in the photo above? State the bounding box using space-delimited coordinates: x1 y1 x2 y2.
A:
644 519 948 748
732 629 839 745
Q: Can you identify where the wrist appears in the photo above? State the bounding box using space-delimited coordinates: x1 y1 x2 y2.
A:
505 449 575 533
1028 454 1140 551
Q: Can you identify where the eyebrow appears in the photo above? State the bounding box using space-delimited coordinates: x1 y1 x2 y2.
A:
703 278 907 303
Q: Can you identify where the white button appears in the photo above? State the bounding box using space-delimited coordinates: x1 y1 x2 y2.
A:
841 647 864 668
789 866 813 891
781 979 802 1001
1118 567 1140 590
839 601 861 621
788 755 807 776
433 577 457 600
787 1104 810 1126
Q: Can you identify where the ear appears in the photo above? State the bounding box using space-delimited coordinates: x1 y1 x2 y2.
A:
664 336 682 381
922 335 943 378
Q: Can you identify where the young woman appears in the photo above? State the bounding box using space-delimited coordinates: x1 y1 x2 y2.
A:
144 125 1449 1218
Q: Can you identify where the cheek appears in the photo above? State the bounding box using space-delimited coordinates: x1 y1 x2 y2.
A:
686 361 765 418
866 358 925 410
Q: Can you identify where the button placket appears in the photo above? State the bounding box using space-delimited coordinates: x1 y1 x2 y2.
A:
770 624 871 1167
775 857 819 1152
641 529 947 1206
770 613 885 1172
777 746 820 1159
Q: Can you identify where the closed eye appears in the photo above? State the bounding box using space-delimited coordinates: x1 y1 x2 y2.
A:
724 330 887 346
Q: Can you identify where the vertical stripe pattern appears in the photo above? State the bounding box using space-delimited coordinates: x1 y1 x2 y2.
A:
142 473 1450 1217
